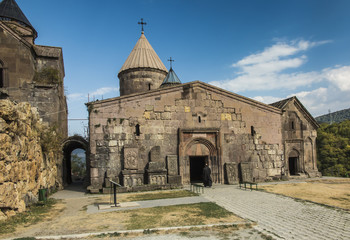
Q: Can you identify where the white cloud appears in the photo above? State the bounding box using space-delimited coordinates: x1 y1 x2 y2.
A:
89 87 119 96
252 96 282 104
323 65 350 91
212 38 350 117
234 40 308 67
254 86 350 117
67 93 85 101
287 87 350 117
210 39 330 92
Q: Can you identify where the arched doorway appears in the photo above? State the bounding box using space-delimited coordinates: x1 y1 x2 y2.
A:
62 136 89 187
183 138 219 184
288 149 299 176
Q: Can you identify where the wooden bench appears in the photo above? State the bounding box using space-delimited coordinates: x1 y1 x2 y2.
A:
190 183 204 193
239 181 258 191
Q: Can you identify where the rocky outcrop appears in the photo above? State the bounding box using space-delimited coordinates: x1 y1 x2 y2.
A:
0 100 61 220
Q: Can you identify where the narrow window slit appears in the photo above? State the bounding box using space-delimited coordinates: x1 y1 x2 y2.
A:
135 124 140 136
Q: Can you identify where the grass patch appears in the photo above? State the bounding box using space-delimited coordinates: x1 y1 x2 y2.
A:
123 202 240 230
122 190 198 202
0 199 57 235
260 179 350 210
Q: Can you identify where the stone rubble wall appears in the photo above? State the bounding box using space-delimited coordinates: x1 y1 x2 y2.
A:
0 100 60 220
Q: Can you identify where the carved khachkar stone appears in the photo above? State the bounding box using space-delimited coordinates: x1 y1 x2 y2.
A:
166 155 181 184
224 162 238 184
167 155 178 176
240 162 253 182
124 148 138 170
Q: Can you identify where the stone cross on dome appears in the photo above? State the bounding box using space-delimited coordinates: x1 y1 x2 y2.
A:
138 18 147 33
168 57 175 69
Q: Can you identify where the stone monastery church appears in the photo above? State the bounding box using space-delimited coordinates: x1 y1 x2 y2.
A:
0 0 320 193
87 22 321 192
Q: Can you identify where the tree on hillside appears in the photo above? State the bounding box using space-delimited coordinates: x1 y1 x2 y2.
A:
317 120 350 177
71 153 86 180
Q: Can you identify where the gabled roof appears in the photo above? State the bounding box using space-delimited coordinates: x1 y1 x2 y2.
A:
0 0 36 36
270 96 320 128
269 97 293 109
160 67 182 88
87 80 282 115
118 32 168 75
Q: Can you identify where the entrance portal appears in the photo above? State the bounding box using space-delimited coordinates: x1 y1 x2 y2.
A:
190 156 206 183
62 136 89 187
289 157 298 175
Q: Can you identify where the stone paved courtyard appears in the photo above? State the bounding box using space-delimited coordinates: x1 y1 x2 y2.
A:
202 184 350 240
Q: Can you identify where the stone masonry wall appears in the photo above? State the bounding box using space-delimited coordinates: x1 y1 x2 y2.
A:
0 22 68 138
88 82 284 189
0 100 61 220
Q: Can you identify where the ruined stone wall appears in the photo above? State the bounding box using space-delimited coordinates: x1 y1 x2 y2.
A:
88 82 285 189
0 100 61 220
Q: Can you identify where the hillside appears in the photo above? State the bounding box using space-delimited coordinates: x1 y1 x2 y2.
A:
315 108 350 123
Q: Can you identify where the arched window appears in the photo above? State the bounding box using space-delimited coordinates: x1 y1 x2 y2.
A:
198 116 201 123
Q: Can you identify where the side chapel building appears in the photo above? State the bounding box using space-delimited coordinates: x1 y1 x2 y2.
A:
87 26 320 192
0 0 67 136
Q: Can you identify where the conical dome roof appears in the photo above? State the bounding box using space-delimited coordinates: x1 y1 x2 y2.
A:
118 32 168 75
0 0 36 36
160 67 182 88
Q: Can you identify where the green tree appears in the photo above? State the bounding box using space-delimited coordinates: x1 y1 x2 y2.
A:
317 120 350 177
71 153 86 179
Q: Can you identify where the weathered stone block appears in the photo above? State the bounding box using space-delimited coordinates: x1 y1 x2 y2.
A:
268 150 276 155
148 162 165 171
150 146 161 162
145 105 154 111
167 175 181 184
122 170 144 188
147 172 167 185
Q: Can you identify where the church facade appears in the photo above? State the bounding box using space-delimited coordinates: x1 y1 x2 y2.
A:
87 29 320 192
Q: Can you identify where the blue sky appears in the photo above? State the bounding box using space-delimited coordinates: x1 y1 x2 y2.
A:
16 0 350 136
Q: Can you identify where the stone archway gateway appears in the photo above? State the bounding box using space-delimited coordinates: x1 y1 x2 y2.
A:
62 136 89 186
179 129 221 184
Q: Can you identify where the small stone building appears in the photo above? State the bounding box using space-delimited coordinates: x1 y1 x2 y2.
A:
0 0 67 136
87 30 320 192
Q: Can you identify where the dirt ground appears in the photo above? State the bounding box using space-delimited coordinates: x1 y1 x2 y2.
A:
260 178 350 210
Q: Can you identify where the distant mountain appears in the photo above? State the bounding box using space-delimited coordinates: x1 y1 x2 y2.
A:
315 108 350 123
